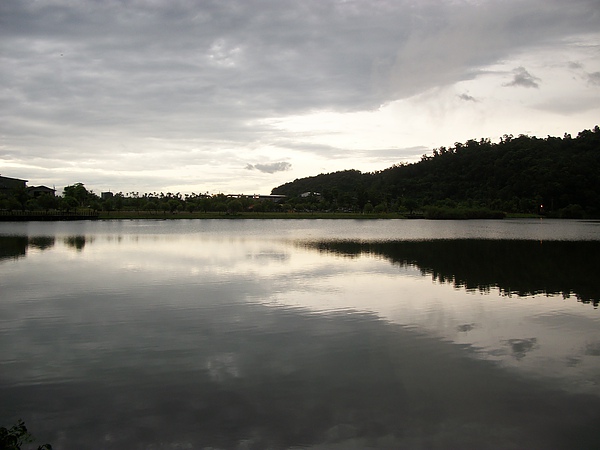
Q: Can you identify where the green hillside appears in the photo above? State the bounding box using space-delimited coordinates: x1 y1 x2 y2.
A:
272 127 600 218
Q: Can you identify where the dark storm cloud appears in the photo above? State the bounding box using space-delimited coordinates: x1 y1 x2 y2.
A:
1 0 401 131
2 0 597 129
504 67 541 88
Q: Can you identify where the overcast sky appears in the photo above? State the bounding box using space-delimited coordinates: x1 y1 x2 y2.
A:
2 0 599 195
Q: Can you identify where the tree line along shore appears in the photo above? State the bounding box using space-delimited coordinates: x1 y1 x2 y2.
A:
272 126 600 219
1 126 598 220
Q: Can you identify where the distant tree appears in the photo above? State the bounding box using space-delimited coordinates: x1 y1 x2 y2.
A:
252 202 265 213
213 202 227 214
6 197 22 212
102 198 114 213
560 204 585 219
88 199 101 212
145 199 159 214
262 200 275 212
167 199 180 213
404 199 419 215
363 202 374 214
197 198 210 213
374 202 388 213
60 196 79 212
114 194 124 212
25 198 39 212
227 199 243 214
11 187 29 211
126 192 143 211
38 193 58 211
63 183 90 206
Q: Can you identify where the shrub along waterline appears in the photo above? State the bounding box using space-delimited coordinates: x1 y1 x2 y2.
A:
423 206 506 220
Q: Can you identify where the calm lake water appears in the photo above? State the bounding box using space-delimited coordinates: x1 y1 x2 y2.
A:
1 219 600 449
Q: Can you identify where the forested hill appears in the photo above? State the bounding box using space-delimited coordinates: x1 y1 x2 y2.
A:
271 126 600 217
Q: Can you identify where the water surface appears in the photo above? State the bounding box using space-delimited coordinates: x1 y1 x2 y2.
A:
1 219 599 449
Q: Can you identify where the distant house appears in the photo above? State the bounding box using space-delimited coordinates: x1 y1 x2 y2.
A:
0 175 28 194
27 186 56 198
252 194 287 203
226 194 287 203
1 175 56 199
101 192 114 200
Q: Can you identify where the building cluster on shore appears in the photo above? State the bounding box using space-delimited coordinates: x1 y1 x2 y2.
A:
0 174 56 198
0 174 294 218
1 174 287 203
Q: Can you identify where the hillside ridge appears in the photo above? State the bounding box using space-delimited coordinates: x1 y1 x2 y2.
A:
271 127 600 217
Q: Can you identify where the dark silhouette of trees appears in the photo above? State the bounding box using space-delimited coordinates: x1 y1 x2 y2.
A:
0 419 52 449
36 193 58 212
3 127 597 218
272 126 600 217
227 199 243 214
62 183 92 207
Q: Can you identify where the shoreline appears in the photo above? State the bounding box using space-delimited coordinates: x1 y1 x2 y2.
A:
1 211 540 221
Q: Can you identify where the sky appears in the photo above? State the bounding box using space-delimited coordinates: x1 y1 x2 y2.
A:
1 0 599 196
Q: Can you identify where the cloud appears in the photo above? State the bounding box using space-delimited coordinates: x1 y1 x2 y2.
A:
385 0 598 98
504 67 541 88
588 72 600 86
0 0 599 193
246 162 292 174
568 61 584 70
458 93 477 102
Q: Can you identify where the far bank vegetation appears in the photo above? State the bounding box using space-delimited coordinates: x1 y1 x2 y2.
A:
273 126 600 219
1 127 598 219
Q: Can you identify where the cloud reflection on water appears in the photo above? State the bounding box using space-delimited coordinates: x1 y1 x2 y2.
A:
3 293 600 449
1 221 600 448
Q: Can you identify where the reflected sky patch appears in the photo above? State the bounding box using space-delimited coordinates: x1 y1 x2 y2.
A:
1 220 600 448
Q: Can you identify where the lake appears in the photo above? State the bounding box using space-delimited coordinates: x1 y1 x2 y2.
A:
1 219 600 449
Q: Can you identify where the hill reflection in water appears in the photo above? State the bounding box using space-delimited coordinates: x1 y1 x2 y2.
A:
305 239 600 307
2 224 600 448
